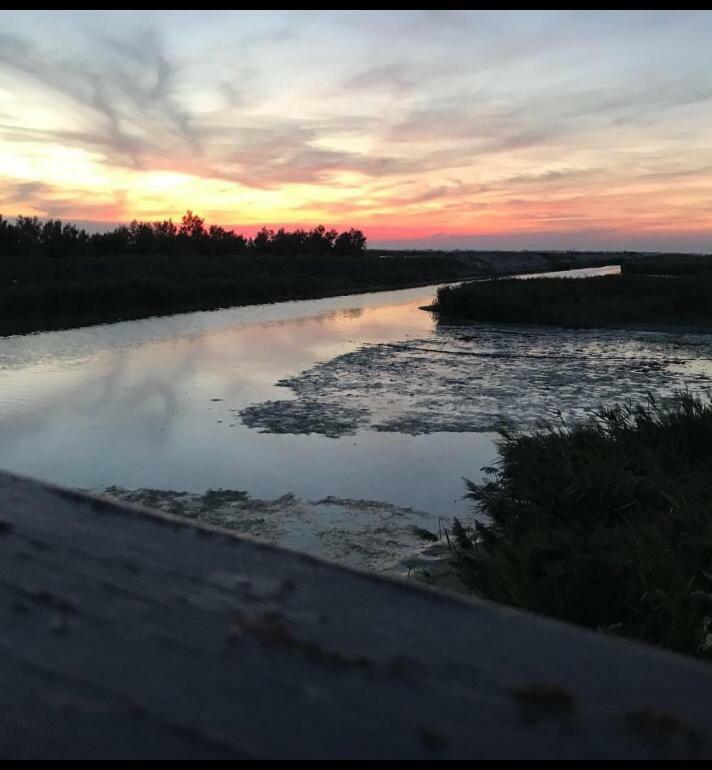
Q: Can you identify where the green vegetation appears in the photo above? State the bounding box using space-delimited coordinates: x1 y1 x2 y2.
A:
454 393 712 659
432 271 712 329
621 254 712 277
0 211 477 335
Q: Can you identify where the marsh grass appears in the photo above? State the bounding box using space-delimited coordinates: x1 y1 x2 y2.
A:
432 272 712 328
621 255 712 277
459 393 712 658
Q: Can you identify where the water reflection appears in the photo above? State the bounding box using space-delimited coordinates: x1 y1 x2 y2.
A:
0 283 496 516
0 265 637 517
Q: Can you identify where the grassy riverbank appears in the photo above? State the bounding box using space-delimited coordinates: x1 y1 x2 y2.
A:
0 209 667 336
451 393 712 659
0 250 481 336
0 212 486 335
431 267 712 329
621 254 712 276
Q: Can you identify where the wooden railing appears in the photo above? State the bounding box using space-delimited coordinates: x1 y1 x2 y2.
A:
1 470 710 759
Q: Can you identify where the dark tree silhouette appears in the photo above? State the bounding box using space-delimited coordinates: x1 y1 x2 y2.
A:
335 228 367 257
0 211 367 261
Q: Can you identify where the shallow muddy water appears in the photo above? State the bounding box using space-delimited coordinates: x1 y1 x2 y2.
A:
2 262 711 568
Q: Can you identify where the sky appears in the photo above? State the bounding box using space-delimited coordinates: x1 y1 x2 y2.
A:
0 10 711 250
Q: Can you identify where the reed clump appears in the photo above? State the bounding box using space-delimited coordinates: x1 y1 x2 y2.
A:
458 393 712 658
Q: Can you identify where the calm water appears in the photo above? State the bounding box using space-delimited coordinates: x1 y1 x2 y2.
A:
0 264 621 517
0 286 484 515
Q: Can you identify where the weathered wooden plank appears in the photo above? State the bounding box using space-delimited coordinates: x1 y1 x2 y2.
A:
1 469 711 759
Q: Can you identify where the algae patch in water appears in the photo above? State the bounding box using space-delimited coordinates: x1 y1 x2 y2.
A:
101 486 445 576
238 324 712 438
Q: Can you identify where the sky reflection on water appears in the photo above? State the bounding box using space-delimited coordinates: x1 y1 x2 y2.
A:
0 283 496 516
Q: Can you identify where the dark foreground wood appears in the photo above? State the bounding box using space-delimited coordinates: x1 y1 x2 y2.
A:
1 470 711 759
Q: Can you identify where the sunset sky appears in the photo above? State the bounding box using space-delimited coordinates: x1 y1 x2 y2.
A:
1 10 711 250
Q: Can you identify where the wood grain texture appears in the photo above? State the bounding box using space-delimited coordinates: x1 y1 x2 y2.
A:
1 470 711 759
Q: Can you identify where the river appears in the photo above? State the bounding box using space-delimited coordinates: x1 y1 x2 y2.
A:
3 263 712 570
0 280 493 514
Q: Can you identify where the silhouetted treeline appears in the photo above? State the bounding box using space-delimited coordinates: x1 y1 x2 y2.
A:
0 211 367 259
0 211 478 335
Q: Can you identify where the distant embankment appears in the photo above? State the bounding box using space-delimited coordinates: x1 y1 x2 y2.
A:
430 253 712 330
370 247 625 275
